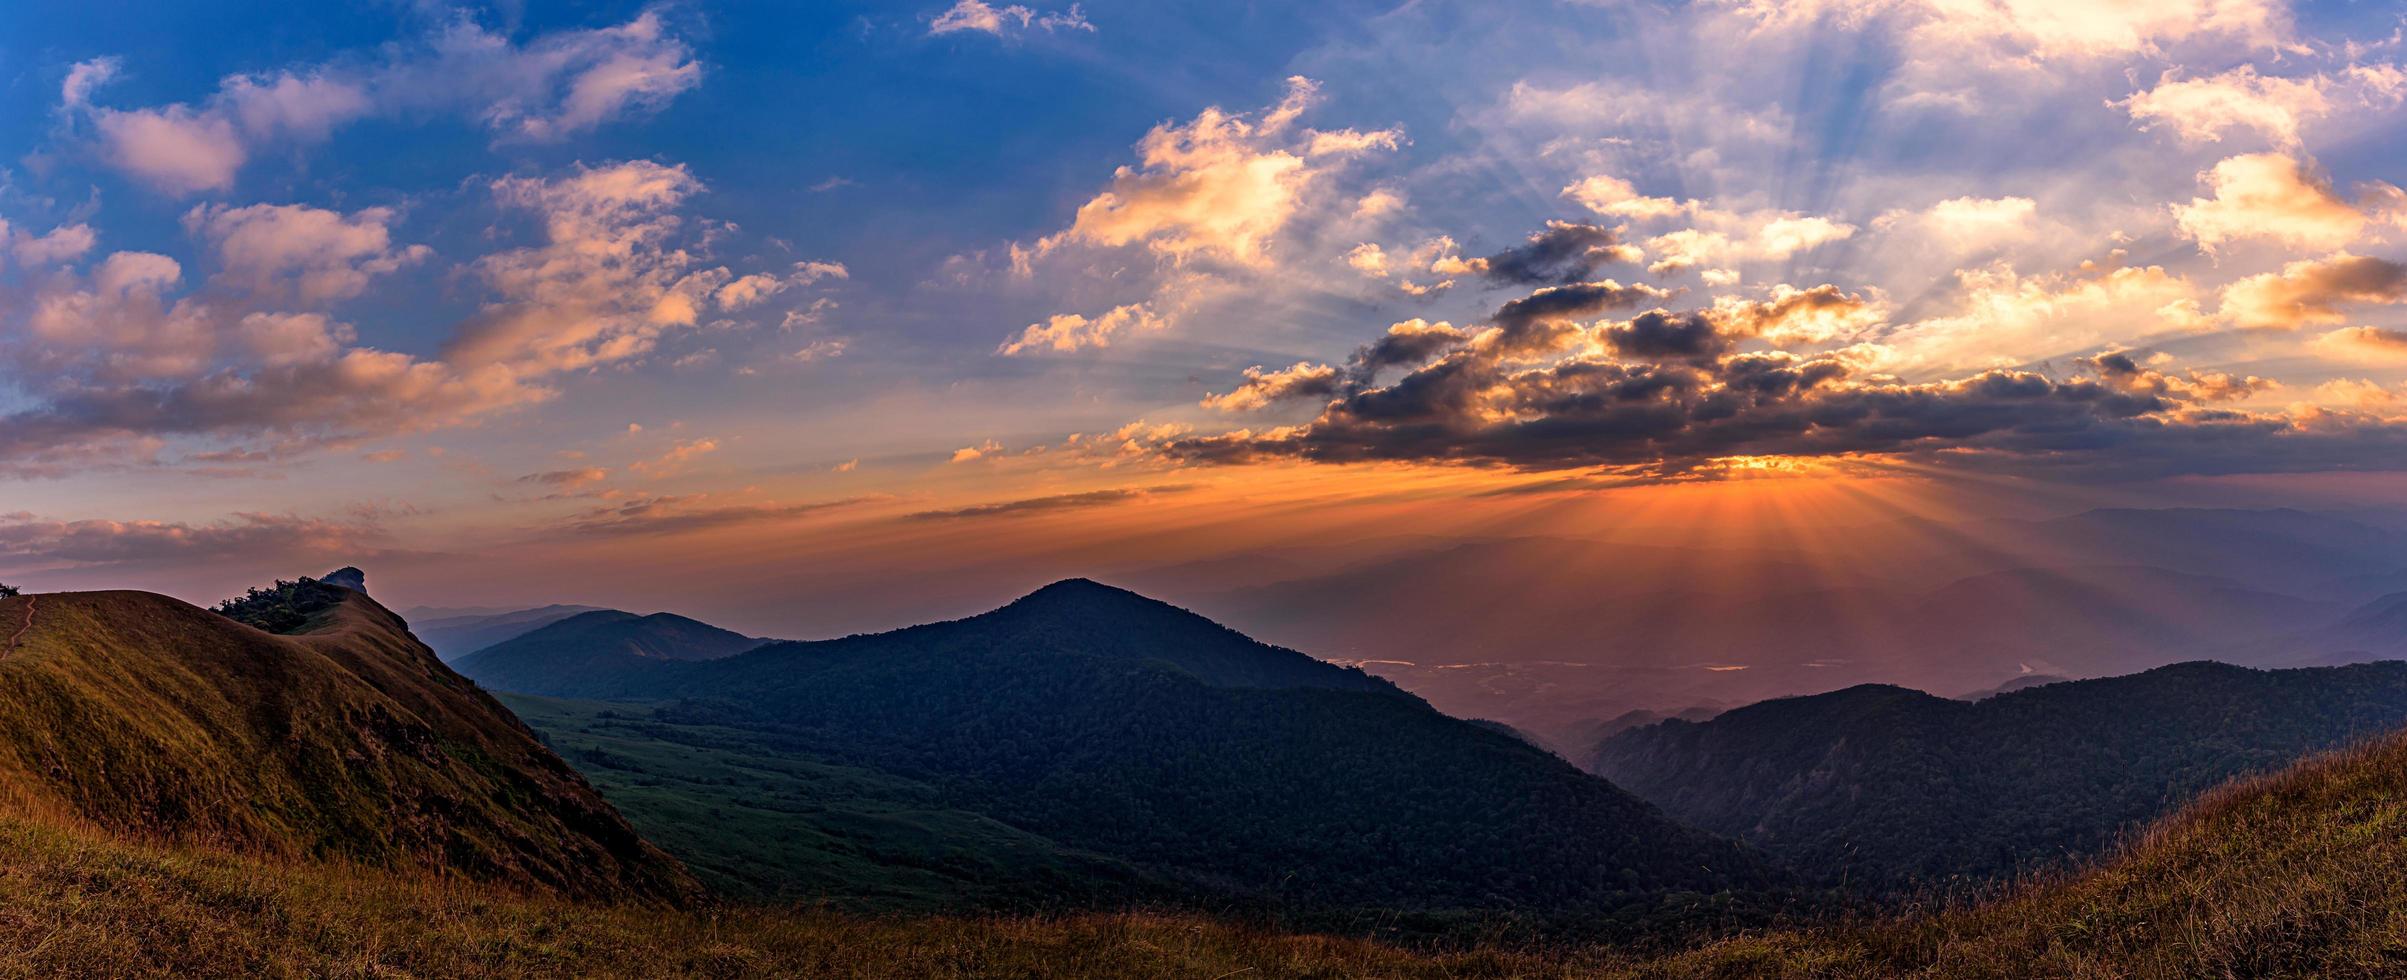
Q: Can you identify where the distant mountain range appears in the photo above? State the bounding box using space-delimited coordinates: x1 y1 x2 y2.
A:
453 609 769 695
404 603 606 660
1589 660 2407 895
473 578 1787 936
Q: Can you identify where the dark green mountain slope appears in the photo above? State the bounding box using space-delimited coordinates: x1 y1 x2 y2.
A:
409 603 604 660
490 579 1786 935
455 609 765 695
1589 660 2407 895
500 693 1173 911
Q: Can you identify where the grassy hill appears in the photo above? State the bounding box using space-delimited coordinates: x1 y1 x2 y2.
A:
1589 660 2407 896
1645 724 2407 977
0 585 693 903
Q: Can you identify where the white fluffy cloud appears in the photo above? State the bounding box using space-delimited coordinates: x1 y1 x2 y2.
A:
0 220 97 268
2117 64 2407 148
64 12 701 195
1032 76 1400 268
2173 153 2396 253
1727 0 2291 67
997 303 1166 355
0 157 811 468
928 1 1093 37
186 204 430 305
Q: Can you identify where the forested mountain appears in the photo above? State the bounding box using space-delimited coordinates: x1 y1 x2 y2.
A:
454 609 766 695
0 577 693 903
1589 660 2407 895
486 579 1787 935
406 603 604 660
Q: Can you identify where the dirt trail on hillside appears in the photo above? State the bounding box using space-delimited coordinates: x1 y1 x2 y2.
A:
5 595 34 657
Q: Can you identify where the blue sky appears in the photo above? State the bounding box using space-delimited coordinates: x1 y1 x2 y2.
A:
4 0 2407 626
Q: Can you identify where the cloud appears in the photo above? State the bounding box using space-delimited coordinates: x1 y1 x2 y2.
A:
1604 310 1742 361
2116 64 2407 149
1644 214 1857 278
518 467 610 487
0 159 802 469
1461 221 1642 286
0 511 384 568
1880 260 2206 371
1489 280 1675 354
2315 327 2407 363
64 12 700 195
448 160 712 373
1564 175 1689 220
2173 153 2397 253
904 485 1193 521
928 1 1094 37
0 221 97 268
89 105 248 196
2220 253 2407 329
2085 350 2275 402
1726 0 2292 69
1029 76 1400 267
630 438 719 476
714 260 848 311
59 57 121 109
186 203 430 304
996 302 1165 355
1201 361 1342 412
2117 66 2329 147
1708 284 1887 347
1149 335 2326 482
549 494 869 538
1353 318 1471 375
1870 196 2040 256
1143 270 2400 483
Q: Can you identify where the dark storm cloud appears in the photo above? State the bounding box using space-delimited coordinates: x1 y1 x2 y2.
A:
1475 221 1639 285
1490 281 1672 354
1351 320 1471 375
1150 305 2404 483
1603 310 1735 361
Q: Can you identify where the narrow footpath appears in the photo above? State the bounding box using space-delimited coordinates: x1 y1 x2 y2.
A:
5 594 36 658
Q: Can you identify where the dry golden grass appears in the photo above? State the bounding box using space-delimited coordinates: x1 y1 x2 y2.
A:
0 809 1621 979
1643 733 2407 978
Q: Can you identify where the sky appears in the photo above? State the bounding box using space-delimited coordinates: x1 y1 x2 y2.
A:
5 0 2407 636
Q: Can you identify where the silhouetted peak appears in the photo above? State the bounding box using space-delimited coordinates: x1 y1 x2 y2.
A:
1003 578 1176 618
321 567 368 594
2344 591 2407 630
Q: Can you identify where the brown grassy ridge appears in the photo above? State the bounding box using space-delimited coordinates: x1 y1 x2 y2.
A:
0 590 692 903
0 807 1609 978
1641 731 2407 978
